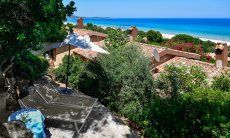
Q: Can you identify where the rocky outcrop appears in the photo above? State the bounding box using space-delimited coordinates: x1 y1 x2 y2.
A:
0 121 33 138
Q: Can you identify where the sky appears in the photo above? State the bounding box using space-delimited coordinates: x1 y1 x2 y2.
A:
63 0 230 18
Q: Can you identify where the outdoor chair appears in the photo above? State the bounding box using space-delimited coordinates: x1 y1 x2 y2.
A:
18 86 97 135
34 83 97 108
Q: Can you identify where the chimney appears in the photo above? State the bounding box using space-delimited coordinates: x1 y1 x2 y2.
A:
130 26 138 41
215 43 228 68
77 17 84 29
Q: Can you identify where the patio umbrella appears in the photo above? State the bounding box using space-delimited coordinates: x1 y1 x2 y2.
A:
62 31 109 93
63 33 109 54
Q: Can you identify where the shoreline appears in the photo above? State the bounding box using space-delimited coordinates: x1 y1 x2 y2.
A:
95 24 230 45
162 34 230 45
66 22 230 45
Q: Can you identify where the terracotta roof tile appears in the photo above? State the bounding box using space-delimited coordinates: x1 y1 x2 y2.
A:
135 42 200 60
73 29 107 37
154 57 230 81
137 43 166 57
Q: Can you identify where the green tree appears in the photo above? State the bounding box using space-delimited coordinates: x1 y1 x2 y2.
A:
78 45 155 120
55 55 85 88
14 51 49 85
104 29 128 50
0 0 76 80
146 30 163 43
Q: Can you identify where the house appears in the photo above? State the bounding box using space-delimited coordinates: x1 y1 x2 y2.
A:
44 39 106 67
73 28 107 42
152 43 230 81
44 18 108 67
136 42 201 68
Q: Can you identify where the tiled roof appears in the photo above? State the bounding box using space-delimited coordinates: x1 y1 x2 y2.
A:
73 29 107 37
137 43 165 57
137 42 200 60
154 57 230 80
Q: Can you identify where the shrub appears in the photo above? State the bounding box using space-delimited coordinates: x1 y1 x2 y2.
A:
172 42 203 54
146 30 163 43
138 30 147 38
55 55 85 88
155 64 207 97
212 71 230 92
105 29 128 50
85 23 94 30
14 51 49 82
146 88 230 137
202 40 216 53
78 45 155 119
171 34 202 45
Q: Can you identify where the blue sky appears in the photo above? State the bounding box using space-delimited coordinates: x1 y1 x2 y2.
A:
63 0 230 18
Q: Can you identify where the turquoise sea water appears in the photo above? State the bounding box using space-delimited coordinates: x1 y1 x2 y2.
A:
67 17 230 41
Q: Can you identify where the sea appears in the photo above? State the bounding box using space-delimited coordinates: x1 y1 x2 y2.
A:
67 17 230 42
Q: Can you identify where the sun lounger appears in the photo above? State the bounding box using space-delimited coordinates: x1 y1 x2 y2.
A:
34 83 97 108
18 87 97 134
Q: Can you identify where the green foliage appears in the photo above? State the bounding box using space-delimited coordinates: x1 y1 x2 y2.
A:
14 51 49 81
136 31 148 43
172 34 202 45
66 23 76 31
202 40 216 53
0 0 76 72
84 23 107 33
78 45 155 119
156 65 207 97
146 88 230 137
138 31 147 38
55 55 85 88
146 30 163 43
212 71 230 92
104 29 128 50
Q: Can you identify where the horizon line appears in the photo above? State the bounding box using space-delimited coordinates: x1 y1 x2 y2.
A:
71 16 230 19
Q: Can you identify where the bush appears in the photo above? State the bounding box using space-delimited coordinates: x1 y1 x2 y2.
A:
66 23 75 30
138 30 147 38
212 71 230 92
146 88 230 137
202 40 216 53
105 29 128 50
85 23 94 30
14 51 49 82
146 30 163 43
156 65 207 97
172 42 203 54
54 55 85 88
78 45 155 118
172 34 202 45
84 23 107 34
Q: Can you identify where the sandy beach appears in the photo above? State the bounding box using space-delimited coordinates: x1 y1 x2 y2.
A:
162 34 230 46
